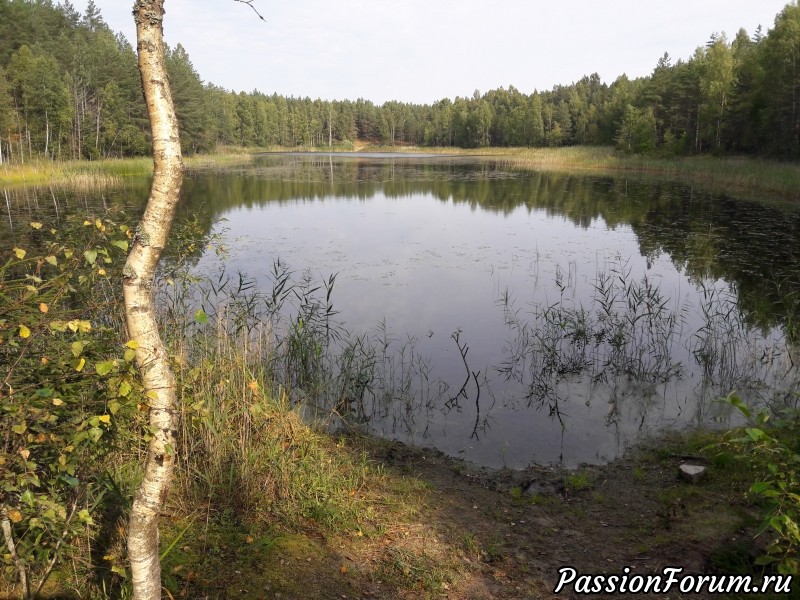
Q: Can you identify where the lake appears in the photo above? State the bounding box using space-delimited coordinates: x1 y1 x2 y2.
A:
4 153 799 468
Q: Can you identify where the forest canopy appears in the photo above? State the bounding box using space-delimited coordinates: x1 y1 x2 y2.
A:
1 0 799 160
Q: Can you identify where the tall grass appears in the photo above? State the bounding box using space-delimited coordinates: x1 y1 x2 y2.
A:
493 147 800 201
0 157 154 188
327 144 800 201
5 146 798 201
155 246 381 530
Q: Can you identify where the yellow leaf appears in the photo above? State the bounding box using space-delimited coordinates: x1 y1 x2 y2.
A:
98 268 106 276
125 340 139 349
245 536 254 544
78 320 91 333
13 247 26 259
75 357 86 372
98 414 111 424
248 380 259 393
19 448 30 460
30 221 42 230
339 565 348 574
39 303 48 313
19 324 31 339
83 220 92 226
8 510 23 523
41 357 49 365
45 255 57 266
52 398 64 406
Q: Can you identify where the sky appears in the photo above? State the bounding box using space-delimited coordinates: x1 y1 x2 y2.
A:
81 0 792 105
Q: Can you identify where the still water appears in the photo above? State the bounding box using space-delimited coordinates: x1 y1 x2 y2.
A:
4 153 800 467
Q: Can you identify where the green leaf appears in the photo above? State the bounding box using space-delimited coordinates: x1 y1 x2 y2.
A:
88 427 103 443
124 348 137 362
11 422 27 435
111 239 129 252
751 481 773 494
50 321 67 332
71 341 85 357
194 309 208 324
118 381 132 397
61 475 79 487
754 555 778 565
111 564 127 577
724 393 751 419
77 509 94 525
95 361 115 376
83 249 98 265
20 490 35 506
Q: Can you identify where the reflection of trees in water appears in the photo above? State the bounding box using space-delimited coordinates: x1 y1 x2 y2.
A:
181 156 800 338
6 157 800 356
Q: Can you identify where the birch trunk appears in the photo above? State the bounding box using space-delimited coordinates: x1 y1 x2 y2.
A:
125 1 184 599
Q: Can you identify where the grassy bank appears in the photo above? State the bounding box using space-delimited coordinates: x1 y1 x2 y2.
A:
3 146 799 202
344 144 800 202
0 150 255 188
495 146 800 202
0 157 154 188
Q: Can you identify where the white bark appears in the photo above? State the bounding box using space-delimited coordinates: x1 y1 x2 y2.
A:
125 1 184 599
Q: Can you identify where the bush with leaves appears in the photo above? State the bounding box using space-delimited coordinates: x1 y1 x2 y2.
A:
0 215 143 598
720 392 800 576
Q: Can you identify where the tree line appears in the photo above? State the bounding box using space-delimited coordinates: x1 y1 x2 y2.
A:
1 0 799 162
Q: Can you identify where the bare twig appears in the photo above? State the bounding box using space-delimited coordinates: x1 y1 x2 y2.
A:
233 0 266 21
445 330 470 411
2 509 29 599
32 499 80 599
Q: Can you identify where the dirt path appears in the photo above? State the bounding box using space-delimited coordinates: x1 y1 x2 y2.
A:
214 432 762 600
352 436 753 599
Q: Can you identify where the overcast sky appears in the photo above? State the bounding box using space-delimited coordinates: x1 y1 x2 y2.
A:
81 1 791 105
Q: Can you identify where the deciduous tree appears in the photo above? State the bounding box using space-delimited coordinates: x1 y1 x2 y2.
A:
124 2 183 598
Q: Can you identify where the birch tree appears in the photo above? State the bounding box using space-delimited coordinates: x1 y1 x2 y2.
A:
124 1 183 598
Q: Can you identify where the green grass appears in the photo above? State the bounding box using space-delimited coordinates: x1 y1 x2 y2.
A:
4 146 799 202
489 147 800 202
0 157 153 188
328 144 800 201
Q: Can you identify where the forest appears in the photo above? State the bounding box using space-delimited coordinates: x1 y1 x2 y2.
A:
0 0 800 162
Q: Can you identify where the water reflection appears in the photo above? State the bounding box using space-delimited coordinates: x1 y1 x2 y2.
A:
3 154 799 467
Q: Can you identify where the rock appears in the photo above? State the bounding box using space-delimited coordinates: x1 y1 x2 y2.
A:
679 464 706 484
